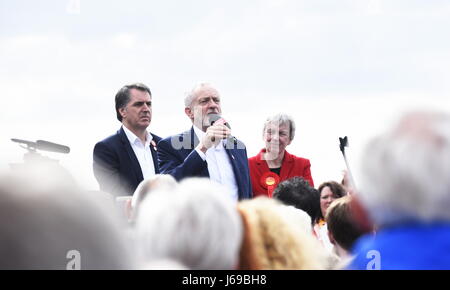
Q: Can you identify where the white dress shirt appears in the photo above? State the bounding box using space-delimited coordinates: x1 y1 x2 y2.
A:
122 125 156 180
193 126 239 201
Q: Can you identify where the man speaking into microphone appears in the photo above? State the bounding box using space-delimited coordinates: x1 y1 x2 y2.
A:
157 83 252 201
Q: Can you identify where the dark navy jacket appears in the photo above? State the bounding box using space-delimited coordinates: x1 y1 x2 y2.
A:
157 127 252 200
93 127 161 196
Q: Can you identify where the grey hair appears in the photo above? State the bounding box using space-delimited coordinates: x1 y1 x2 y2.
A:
184 83 214 108
131 174 177 211
358 110 450 227
263 113 296 141
136 178 243 270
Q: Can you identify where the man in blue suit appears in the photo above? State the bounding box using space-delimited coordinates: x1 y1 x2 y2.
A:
93 83 161 196
157 83 252 200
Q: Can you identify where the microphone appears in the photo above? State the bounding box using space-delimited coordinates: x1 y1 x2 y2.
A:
11 138 70 154
208 114 237 146
36 140 70 154
208 113 231 130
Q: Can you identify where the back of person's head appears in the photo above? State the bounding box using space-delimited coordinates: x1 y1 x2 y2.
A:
279 205 313 234
273 177 320 223
0 163 133 269
131 174 177 218
359 110 450 226
326 196 365 252
136 178 242 270
141 259 189 270
237 197 326 270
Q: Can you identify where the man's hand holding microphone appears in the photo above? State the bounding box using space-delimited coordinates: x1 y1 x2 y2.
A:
197 114 231 153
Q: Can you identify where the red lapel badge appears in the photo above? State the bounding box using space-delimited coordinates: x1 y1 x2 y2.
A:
260 172 280 198
151 140 157 151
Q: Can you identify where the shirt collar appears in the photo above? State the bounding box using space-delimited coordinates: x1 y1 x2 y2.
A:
193 125 205 141
122 125 152 146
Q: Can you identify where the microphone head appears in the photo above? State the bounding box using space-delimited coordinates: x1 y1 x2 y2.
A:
208 113 231 129
11 138 70 154
36 140 70 154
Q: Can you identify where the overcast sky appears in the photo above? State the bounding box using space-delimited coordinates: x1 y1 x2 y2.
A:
1 0 450 190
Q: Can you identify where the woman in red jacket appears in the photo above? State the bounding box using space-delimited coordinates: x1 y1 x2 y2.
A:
248 113 314 197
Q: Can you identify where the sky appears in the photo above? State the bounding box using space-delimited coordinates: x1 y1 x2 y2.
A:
1 0 450 190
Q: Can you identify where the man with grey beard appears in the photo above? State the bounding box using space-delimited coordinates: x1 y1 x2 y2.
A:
157 83 252 201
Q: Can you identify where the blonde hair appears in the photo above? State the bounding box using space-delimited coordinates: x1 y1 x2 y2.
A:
238 197 326 270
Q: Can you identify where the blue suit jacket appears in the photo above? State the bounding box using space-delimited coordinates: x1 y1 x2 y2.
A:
157 127 252 200
93 127 161 196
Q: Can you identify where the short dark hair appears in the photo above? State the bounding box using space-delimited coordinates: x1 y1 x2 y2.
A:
326 196 365 251
115 83 152 122
273 177 320 223
317 181 347 220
